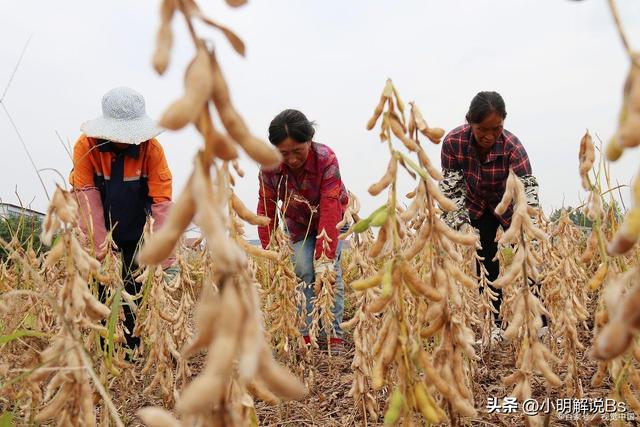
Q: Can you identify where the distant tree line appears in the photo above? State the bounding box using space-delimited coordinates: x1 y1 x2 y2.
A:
0 215 43 260
548 200 623 228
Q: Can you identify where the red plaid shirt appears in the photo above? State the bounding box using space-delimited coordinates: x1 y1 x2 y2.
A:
441 124 533 227
257 142 348 260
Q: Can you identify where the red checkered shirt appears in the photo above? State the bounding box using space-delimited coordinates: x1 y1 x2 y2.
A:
440 124 537 228
257 142 348 260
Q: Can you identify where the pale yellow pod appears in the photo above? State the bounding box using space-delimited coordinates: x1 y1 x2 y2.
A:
420 315 444 338
152 23 172 76
495 172 516 215
435 218 477 247
606 138 624 161
498 213 523 245
43 371 68 401
592 320 633 360
580 230 597 263
409 101 428 131
368 157 397 196
182 299 219 358
43 241 66 269
413 382 441 423
425 177 457 211
176 372 219 414
447 261 477 290
578 130 594 190
159 97 201 131
380 321 399 365
424 127 445 144
619 114 640 148
366 292 392 314
350 270 384 291
503 294 525 340
34 388 68 422
248 379 282 406
339 315 359 331
451 395 477 417
417 149 444 180
195 105 239 161
160 46 214 130
403 220 431 259
367 95 387 130
371 314 393 356
258 352 308 400
389 114 419 151
225 0 248 7
400 260 442 301
83 293 111 321
587 262 608 291
209 51 282 168
139 179 195 265
400 182 426 222
368 225 388 258
418 350 453 399
231 194 270 226
534 359 562 387
136 407 181 427
502 371 524 387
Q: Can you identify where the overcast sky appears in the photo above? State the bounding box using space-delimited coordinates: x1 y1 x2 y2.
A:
1 0 639 238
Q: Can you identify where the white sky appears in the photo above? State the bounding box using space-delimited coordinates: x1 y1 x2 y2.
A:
1 0 640 239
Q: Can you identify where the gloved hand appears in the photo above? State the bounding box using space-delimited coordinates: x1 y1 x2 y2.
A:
313 259 335 277
163 264 180 284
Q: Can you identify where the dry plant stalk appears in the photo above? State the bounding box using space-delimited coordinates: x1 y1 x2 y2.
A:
138 3 307 424
226 163 310 371
130 220 185 405
343 79 479 425
339 194 382 422
27 186 113 426
494 171 560 427
139 154 307 427
308 229 338 353
546 210 590 397
257 225 311 377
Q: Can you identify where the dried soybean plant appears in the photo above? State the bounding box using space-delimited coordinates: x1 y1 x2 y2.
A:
23 186 124 426
544 210 590 397
257 224 310 373
583 5 640 416
339 193 383 423
308 229 339 354
226 166 310 367
342 78 479 425
137 1 308 424
130 220 186 405
494 171 562 427
473 252 497 349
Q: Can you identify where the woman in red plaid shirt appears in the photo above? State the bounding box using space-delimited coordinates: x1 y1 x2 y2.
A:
257 109 349 353
439 92 540 335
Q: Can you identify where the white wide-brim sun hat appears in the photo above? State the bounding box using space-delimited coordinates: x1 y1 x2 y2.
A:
80 86 163 145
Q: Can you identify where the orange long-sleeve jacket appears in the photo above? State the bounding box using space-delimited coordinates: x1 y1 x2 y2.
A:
70 134 172 248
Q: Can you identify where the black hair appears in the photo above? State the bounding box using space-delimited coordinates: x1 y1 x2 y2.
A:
465 91 507 124
268 109 316 145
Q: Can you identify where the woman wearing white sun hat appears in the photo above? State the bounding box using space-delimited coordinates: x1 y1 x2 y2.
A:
69 86 176 348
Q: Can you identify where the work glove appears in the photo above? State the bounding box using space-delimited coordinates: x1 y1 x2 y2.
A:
163 264 180 284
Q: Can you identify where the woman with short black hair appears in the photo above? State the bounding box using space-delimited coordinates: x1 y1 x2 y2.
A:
258 109 349 353
439 91 540 340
